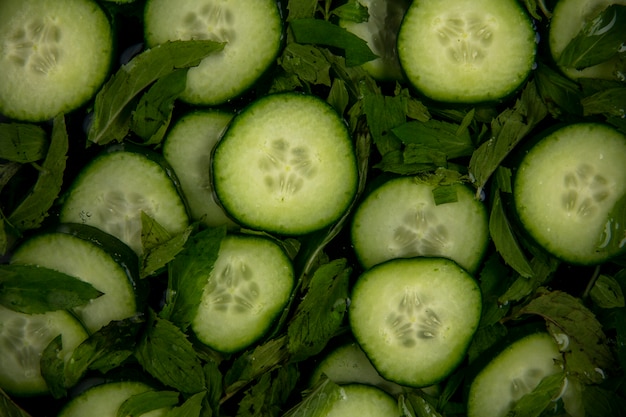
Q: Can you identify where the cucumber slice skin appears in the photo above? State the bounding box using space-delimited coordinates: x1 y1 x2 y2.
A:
212 92 359 236
349 257 482 388
324 384 400 417
351 177 489 273
144 0 283 106
549 0 626 81
397 0 536 103
0 0 113 122
467 332 563 417
10 228 139 334
513 123 626 265
191 234 294 353
58 381 170 417
162 110 236 228
0 305 88 397
59 146 190 255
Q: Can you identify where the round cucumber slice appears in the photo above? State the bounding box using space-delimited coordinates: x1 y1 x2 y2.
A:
0 0 113 122
351 176 489 273
0 305 88 396
349 257 482 387
467 332 563 417
191 234 294 353
11 230 139 334
212 93 358 236
324 384 399 417
163 110 236 228
549 0 626 81
144 0 283 105
514 123 626 265
397 0 536 103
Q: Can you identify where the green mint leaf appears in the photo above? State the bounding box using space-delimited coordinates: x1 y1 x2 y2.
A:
8 114 68 231
282 377 344 417
581 384 626 417
590 274 625 308
88 40 225 146
161 226 226 328
581 87 626 117
0 123 47 163
40 335 67 399
0 264 103 314
0 388 32 417
135 312 206 394
203 361 223 417
392 119 475 162
489 191 534 278
287 258 351 362
131 69 188 145
469 81 547 196
140 213 194 278
557 5 626 69
166 392 206 417
498 251 559 305
518 289 616 384
362 90 405 156
235 365 299 417
535 63 583 117
403 392 444 417
331 0 369 22
327 78 350 115
278 43 332 87
286 0 317 21
290 18 378 67
118 390 179 417
505 371 565 417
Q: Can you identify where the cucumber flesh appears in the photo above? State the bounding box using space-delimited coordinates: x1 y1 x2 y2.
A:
212 93 358 236
0 305 88 396
191 234 294 353
11 230 138 334
323 384 399 417
349 257 482 387
397 0 536 103
0 0 113 121
351 177 489 273
467 332 563 417
59 147 189 255
144 0 283 105
514 123 626 264
162 110 235 228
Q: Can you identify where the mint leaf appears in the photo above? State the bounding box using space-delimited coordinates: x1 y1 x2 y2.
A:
0 264 103 314
118 390 179 417
235 365 299 417
505 371 565 417
282 378 344 417
392 119 475 161
535 63 583 117
581 87 626 117
286 0 317 21
8 114 68 231
331 0 369 22
290 18 378 67
557 5 626 69
140 213 194 278
0 123 47 163
166 392 206 417
40 335 66 399
362 90 405 155
88 40 225 146
0 388 32 417
279 43 332 87
590 274 625 308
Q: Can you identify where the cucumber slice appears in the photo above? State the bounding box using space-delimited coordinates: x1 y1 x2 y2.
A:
349 257 482 387
10 226 140 334
513 123 626 264
59 145 189 255
212 93 358 236
339 0 410 81
191 234 294 353
323 384 399 417
350 177 489 273
162 110 235 228
58 381 170 417
144 0 283 105
467 332 563 417
0 305 88 396
397 0 536 103
0 0 113 122
549 0 626 81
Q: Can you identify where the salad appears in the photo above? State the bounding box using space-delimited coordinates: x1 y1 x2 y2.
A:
1 0 626 416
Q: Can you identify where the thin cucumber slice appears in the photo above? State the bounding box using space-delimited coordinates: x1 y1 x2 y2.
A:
351 177 489 273
10 228 139 334
0 0 113 122
349 257 482 387
59 146 189 255
58 381 170 417
549 0 626 81
191 234 294 353
212 93 358 236
162 110 235 228
339 0 410 80
323 384 399 417
144 0 283 105
513 123 626 264
0 305 88 396
467 332 563 417
397 0 536 103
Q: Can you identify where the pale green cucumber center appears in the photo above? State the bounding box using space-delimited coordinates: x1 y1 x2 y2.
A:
5 17 62 76
434 13 496 68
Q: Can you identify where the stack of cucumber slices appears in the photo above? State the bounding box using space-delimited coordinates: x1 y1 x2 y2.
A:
1 0 626 415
